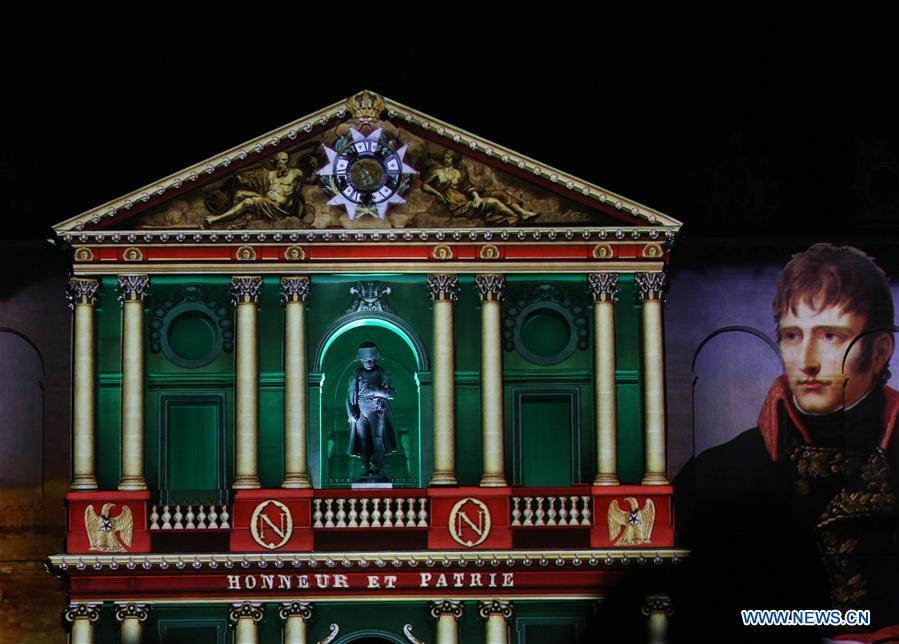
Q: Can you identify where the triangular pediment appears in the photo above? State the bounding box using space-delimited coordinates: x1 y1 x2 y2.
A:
53 91 681 234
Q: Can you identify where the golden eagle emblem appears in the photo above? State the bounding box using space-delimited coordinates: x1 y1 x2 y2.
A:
608 497 655 546
84 503 133 552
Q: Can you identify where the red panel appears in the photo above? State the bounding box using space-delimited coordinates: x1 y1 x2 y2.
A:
589 486 674 548
66 491 151 554
229 490 314 553
427 487 512 550
75 242 663 264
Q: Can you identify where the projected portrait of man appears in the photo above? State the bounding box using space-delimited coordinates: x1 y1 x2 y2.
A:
674 243 899 640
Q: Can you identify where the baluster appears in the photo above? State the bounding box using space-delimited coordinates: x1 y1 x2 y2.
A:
523 497 534 526
406 498 417 526
149 505 160 530
558 497 569 526
185 505 196 529
383 498 394 528
567 496 578 526
173 505 184 529
196 504 207 529
336 499 347 528
417 498 428 527
324 499 336 528
394 498 405 527
161 505 172 529
535 498 545 526
313 500 324 528
348 499 359 528
371 499 382 527
220 505 230 529
546 498 557 526
580 496 591 525
359 499 371 528
511 498 522 526
207 505 219 529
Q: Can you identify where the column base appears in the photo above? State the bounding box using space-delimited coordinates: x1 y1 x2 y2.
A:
70 477 98 491
429 472 458 486
117 477 147 491
479 475 508 488
232 477 262 490
640 473 670 485
281 474 311 489
593 473 620 486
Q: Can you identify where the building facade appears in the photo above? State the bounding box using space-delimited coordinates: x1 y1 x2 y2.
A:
48 91 685 643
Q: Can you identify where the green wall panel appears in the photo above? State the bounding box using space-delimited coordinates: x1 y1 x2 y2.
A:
518 393 574 487
259 380 285 488
455 375 482 486
616 381 644 484
97 384 121 489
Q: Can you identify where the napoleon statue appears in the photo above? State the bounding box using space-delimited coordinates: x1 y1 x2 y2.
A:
346 342 398 482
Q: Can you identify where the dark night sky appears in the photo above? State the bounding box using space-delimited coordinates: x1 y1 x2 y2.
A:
3 31 898 243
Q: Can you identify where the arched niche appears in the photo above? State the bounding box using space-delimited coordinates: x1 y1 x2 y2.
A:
0 329 45 497
333 631 407 644
310 313 431 488
691 326 782 455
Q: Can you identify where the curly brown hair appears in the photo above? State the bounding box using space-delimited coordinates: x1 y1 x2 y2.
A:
773 243 894 377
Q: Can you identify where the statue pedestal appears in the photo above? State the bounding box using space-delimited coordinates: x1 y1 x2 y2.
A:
351 482 394 490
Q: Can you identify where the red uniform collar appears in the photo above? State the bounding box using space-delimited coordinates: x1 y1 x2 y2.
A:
757 374 899 461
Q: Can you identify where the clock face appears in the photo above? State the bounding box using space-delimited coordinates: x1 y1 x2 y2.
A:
318 128 417 220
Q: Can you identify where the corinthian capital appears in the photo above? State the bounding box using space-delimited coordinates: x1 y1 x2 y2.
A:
427 274 459 302
231 276 263 305
64 603 101 623
588 273 620 302
229 601 264 624
114 602 149 622
475 274 506 302
478 599 513 621
642 594 674 616
635 272 667 302
430 599 464 619
117 274 150 301
280 276 310 303
66 277 100 309
279 601 313 622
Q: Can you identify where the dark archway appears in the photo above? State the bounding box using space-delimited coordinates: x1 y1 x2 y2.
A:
0 329 45 496
691 326 782 455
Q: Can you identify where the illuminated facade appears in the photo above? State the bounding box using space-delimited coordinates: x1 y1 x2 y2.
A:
49 91 684 643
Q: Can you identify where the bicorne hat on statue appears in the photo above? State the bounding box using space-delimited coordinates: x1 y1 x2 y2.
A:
355 341 382 361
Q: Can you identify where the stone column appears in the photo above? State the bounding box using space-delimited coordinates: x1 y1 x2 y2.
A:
232 277 263 489
281 277 311 489
636 272 669 485
114 603 149 644
478 600 512 644
279 601 313 644
117 275 150 491
430 600 463 644
68 278 100 491
229 602 264 644
64 603 101 644
475 274 507 488
588 273 620 486
428 275 459 486
643 595 674 644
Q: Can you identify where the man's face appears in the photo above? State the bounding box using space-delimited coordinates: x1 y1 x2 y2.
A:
361 357 376 371
443 151 454 166
276 153 288 171
779 300 876 413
